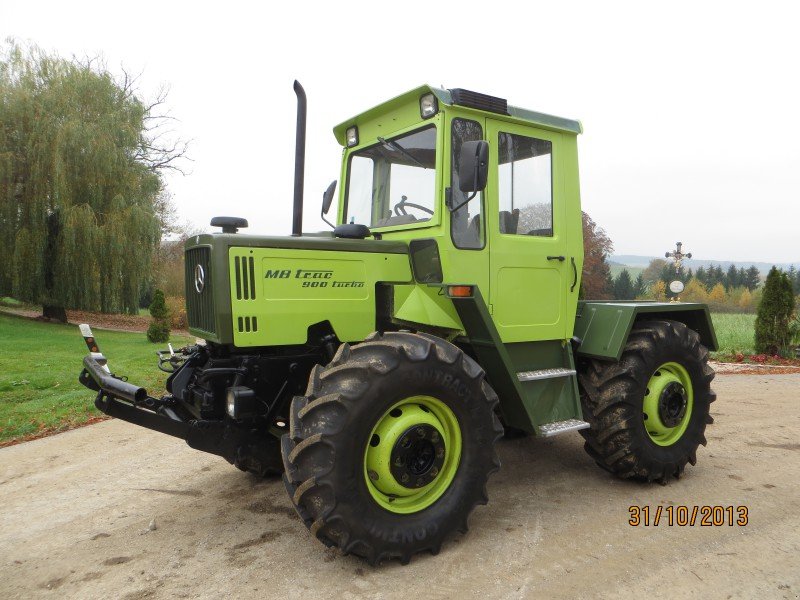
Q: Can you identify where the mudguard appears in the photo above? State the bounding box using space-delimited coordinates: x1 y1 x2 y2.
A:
573 301 718 361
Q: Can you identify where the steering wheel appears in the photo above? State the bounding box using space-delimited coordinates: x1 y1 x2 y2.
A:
393 195 434 217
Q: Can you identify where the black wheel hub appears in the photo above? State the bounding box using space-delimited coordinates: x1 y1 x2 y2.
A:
390 424 446 489
658 381 688 427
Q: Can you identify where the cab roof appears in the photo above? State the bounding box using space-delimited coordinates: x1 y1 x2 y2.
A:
333 85 582 145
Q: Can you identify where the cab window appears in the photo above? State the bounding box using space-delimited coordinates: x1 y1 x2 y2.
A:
345 126 437 228
497 132 553 236
450 118 484 249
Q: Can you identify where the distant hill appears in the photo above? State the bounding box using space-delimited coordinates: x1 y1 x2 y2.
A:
611 255 799 275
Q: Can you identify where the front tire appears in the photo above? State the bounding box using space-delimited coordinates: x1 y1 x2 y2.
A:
281 332 503 564
578 320 716 482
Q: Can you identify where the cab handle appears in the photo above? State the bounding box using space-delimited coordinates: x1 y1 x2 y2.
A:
571 257 578 292
546 255 565 262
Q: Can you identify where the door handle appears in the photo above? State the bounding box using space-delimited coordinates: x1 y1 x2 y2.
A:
571 257 578 292
547 255 565 262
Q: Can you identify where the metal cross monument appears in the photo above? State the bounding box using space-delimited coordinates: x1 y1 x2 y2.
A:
665 242 692 270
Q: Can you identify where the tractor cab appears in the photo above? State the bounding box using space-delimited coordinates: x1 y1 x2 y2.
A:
331 86 584 345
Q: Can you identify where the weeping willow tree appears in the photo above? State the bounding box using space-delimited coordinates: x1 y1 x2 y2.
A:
0 42 185 319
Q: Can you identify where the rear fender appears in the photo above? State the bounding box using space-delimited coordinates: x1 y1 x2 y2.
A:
573 301 718 361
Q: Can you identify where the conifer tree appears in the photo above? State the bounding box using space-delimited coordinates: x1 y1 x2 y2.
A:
146 289 170 343
754 267 796 355
633 273 646 298
613 269 634 300
745 266 761 291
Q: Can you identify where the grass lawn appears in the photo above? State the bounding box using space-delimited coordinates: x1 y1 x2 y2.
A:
0 309 762 445
710 312 756 355
0 313 192 445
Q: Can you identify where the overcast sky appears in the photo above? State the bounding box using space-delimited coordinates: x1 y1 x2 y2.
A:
3 1 798 263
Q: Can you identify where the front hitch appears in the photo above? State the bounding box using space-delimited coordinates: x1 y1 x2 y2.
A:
78 324 190 438
77 324 281 475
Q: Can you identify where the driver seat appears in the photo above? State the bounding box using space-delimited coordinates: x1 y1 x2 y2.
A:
499 209 520 234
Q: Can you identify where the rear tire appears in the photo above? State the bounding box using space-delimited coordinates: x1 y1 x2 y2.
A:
281 331 503 564
578 320 716 482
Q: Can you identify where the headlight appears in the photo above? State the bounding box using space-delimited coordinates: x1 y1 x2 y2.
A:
420 93 438 118
226 386 256 419
346 126 359 147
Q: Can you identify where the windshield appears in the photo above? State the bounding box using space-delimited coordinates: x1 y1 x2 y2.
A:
345 125 437 228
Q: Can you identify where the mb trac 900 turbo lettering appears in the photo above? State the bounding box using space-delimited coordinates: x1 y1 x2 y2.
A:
78 82 717 565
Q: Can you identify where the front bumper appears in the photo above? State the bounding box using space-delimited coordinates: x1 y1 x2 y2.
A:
80 354 190 439
79 354 274 472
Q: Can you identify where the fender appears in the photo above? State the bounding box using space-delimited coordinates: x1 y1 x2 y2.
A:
573 301 718 361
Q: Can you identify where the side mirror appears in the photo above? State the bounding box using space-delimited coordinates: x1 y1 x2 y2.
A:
458 140 489 193
322 180 337 215
321 180 337 228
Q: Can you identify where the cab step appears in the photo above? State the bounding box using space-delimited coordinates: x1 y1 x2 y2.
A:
537 418 590 437
517 368 576 382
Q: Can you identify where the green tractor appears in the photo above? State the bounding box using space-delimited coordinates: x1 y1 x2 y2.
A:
78 82 717 564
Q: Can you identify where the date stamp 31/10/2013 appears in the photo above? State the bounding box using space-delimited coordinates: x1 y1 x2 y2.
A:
629 505 749 527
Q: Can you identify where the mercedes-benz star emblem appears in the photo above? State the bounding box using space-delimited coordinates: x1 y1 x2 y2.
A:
194 264 205 293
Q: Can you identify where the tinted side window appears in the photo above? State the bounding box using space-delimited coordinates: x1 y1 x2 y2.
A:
450 118 484 249
497 132 553 236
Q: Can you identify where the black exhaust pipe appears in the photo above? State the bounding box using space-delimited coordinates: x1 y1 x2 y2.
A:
292 80 307 236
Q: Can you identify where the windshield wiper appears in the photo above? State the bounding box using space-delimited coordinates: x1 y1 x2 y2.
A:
377 137 427 169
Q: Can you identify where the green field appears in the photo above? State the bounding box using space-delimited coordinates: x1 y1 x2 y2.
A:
0 310 759 445
0 313 192 444
608 264 645 279
710 312 756 355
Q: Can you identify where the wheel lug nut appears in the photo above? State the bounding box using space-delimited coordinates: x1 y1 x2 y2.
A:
401 474 409 483
430 467 438 477
431 432 439 443
416 427 425 437
436 447 444 458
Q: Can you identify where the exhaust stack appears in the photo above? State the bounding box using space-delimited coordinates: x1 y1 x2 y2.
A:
292 80 307 236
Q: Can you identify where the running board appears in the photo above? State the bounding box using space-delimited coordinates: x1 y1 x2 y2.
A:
537 419 590 437
517 368 576 382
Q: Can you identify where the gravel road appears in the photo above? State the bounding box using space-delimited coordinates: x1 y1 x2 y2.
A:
1 374 798 599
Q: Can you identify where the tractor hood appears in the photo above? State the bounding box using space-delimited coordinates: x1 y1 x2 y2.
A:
183 232 411 345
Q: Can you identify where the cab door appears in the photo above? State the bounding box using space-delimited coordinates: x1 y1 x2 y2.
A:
486 119 568 343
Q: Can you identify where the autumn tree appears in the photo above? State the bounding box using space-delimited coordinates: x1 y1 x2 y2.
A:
650 280 667 302
738 288 753 311
580 212 613 299
0 41 186 320
708 283 727 305
681 278 708 303
642 258 667 286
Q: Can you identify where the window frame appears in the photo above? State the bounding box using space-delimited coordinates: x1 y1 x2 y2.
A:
496 130 555 238
342 122 441 233
449 117 486 251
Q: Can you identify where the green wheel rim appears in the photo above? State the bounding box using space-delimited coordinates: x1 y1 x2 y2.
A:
364 395 462 514
642 362 694 446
